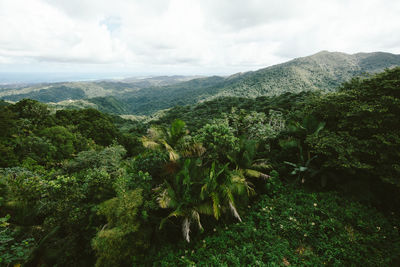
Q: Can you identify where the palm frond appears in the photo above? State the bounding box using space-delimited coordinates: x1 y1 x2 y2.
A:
168 209 185 218
196 202 214 216
159 217 169 230
159 209 185 230
243 168 271 180
284 161 298 167
149 125 164 138
227 154 238 167
156 188 171 208
252 159 272 170
168 119 188 147
169 150 180 162
200 184 208 200
163 141 180 162
141 136 161 150
259 173 271 180
157 181 176 208
229 201 242 222
182 217 191 242
216 163 229 177
230 173 255 196
180 142 206 158
314 122 326 136
211 192 221 220
191 210 204 232
244 169 262 178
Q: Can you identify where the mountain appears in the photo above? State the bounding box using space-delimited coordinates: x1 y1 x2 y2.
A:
0 75 201 102
116 76 229 114
114 51 400 114
219 51 400 98
2 51 399 115
87 96 130 114
121 75 203 85
1 86 86 103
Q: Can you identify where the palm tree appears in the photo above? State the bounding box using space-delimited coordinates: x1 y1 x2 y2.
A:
156 158 212 242
142 119 204 162
200 161 253 223
283 114 326 162
156 159 253 242
151 120 253 242
279 115 325 183
228 138 271 180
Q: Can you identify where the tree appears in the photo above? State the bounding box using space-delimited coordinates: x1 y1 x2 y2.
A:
279 115 325 183
195 122 239 164
156 158 210 242
227 138 271 180
200 161 252 223
142 119 202 162
40 126 76 161
308 67 400 187
56 108 119 146
0 106 16 138
9 99 52 128
92 189 151 266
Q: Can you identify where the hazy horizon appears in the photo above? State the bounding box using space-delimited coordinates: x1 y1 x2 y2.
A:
0 72 145 85
2 49 400 85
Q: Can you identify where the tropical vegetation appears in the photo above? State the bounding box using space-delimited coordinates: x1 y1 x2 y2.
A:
0 67 400 266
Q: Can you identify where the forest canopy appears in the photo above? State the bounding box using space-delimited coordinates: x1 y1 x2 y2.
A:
1 68 400 266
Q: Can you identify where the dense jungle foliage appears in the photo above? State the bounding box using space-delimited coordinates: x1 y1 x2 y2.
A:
1 68 400 266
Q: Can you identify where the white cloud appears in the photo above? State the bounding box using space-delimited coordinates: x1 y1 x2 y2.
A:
0 0 399 74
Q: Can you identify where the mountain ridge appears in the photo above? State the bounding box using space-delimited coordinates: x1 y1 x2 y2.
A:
116 50 400 114
1 51 400 115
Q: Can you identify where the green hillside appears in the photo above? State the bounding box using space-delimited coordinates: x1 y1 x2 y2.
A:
87 96 130 114
220 51 400 97
0 76 201 103
2 51 399 116
115 51 400 115
117 76 229 114
1 86 86 103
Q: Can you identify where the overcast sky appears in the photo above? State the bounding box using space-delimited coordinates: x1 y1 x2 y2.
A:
1 0 400 76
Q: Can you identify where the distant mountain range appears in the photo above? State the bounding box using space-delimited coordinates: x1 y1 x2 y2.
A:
0 75 201 98
1 51 400 115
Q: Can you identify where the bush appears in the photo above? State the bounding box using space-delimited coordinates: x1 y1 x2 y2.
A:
150 182 400 266
0 215 35 266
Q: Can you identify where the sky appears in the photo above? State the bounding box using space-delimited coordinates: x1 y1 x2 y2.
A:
1 0 400 76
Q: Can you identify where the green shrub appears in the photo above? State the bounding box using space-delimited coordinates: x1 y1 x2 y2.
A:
0 215 35 266
150 182 400 266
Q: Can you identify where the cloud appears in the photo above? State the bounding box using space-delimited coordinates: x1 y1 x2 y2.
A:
0 0 132 65
199 0 302 31
0 0 400 74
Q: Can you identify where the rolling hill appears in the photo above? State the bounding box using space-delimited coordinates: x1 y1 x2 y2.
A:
113 51 400 114
1 51 400 115
0 75 201 102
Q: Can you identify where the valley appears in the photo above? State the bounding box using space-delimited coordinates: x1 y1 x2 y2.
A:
2 51 400 116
